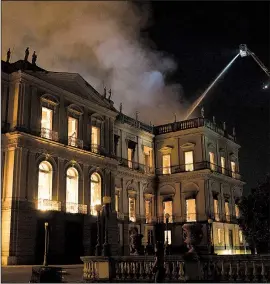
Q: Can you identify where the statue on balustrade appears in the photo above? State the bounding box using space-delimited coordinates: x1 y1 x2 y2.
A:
129 227 143 255
182 223 203 260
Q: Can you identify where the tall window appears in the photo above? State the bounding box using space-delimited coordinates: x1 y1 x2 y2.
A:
115 194 119 212
41 107 53 139
90 173 102 216
128 148 134 169
145 200 152 223
209 152 215 171
164 230 172 245
129 197 136 222
185 151 194 171
91 126 100 152
217 228 222 244
231 161 236 178
235 204 240 218
66 167 79 213
162 154 171 174
213 198 220 221
68 117 78 146
239 230 243 244
163 200 173 222
144 147 153 173
186 198 196 222
225 201 230 221
221 157 226 174
38 161 53 210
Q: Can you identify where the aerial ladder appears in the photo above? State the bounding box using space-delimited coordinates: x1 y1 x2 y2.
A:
185 44 270 120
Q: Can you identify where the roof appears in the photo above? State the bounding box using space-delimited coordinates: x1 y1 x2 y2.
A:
1 60 117 112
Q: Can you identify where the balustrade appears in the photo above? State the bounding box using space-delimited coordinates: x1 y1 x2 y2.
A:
40 127 59 141
81 254 270 282
36 199 61 211
68 136 83 148
65 202 87 214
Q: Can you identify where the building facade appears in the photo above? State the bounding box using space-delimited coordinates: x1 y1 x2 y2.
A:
1 60 247 265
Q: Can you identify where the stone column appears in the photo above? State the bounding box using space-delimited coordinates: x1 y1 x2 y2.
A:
57 158 66 210
29 86 39 134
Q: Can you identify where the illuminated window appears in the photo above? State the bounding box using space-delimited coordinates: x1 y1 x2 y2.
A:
147 230 154 245
68 117 78 146
144 147 153 173
115 194 119 212
66 167 79 213
38 161 53 210
163 200 173 222
145 200 152 223
239 230 243 244
164 230 172 245
41 107 53 139
129 197 136 222
209 152 215 171
217 228 222 244
91 126 100 152
186 198 196 222
162 154 171 174
185 151 194 171
221 157 226 174
128 148 134 169
235 204 240 218
90 173 102 216
231 161 236 178
225 201 230 221
214 198 220 221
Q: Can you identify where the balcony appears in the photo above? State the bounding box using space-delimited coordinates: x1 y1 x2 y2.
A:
41 127 59 141
156 161 241 180
91 144 106 155
68 136 83 149
154 117 236 142
37 199 61 211
65 202 87 214
117 158 146 174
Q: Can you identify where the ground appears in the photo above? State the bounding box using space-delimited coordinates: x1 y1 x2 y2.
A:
1 265 83 283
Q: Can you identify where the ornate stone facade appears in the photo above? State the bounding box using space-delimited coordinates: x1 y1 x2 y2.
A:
1 60 248 265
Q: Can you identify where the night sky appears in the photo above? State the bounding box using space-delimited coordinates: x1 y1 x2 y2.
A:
143 1 270 192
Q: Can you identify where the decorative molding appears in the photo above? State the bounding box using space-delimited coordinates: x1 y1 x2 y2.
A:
180 142 196 149
67 104 84 116
159 145 173 153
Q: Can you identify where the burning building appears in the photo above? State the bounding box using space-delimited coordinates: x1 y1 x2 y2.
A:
1 56 248 265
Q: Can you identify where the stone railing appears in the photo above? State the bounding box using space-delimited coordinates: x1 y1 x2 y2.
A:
65 202 87 214
68 136 83 149
40 127 59 141
154 117 236 142
80 254 270 282
156 161 241 180
36 199 61 211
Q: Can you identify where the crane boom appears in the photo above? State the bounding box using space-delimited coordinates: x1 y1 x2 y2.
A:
247 48 270 78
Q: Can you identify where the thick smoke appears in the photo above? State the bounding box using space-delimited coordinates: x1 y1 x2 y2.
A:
2 1 187 125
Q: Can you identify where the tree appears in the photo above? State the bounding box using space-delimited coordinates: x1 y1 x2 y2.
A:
238 175 270 254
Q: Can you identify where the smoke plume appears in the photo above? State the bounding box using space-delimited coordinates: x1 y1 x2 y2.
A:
2 1 187 125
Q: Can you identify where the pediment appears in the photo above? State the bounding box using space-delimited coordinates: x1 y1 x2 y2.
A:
180 142 195 149
159 145 174 153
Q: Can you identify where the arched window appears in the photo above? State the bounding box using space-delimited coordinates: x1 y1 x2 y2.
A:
38 161 53 210
90 173 102 216
66 167 79 213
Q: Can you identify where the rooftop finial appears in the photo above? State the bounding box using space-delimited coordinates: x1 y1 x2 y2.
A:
6 48 11 63
119 103 122 113
103 87 107 98
135 111 139 121
24 47 29 61
213 116 216 124
174 113 177 122
108 89 112 100
201 106 205 118
223 121 226 130
32 51 37 65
